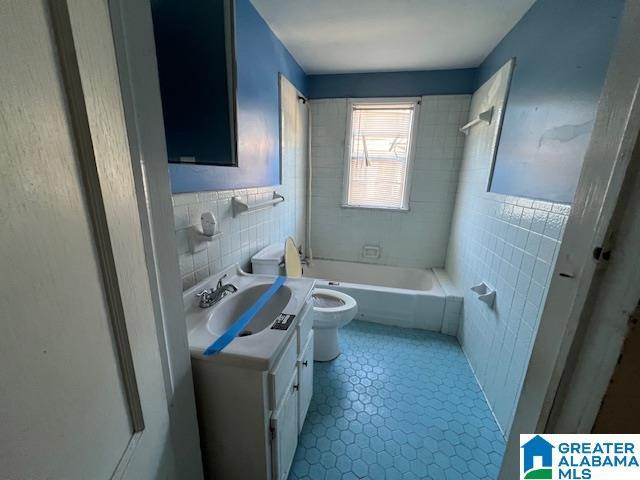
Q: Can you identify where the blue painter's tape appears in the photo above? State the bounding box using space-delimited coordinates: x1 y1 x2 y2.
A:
203 276 287 356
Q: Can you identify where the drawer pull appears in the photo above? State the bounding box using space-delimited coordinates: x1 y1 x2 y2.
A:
303 361 309 367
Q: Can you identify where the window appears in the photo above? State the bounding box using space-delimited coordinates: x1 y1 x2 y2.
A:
343 98 419 210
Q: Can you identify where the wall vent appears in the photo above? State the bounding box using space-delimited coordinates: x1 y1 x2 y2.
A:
362 245 381 259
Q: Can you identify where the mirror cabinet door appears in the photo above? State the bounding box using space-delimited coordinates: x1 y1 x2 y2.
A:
151 0 237 166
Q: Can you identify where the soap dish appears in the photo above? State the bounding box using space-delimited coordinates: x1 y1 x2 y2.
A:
471 282 496 308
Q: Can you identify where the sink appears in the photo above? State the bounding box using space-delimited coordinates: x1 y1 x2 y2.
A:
207 284 292 337
184 265 315 370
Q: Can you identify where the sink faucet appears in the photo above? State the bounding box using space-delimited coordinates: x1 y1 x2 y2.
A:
196 274 238 308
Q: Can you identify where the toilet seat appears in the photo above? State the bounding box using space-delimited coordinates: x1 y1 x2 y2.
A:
284 237 303 278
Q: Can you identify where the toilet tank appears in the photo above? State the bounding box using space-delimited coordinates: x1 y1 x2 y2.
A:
251 243 285 275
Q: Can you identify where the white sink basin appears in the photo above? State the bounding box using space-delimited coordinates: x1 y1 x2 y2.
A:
184 265 315 370
207 284 292 337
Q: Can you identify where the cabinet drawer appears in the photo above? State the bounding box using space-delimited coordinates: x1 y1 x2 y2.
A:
297 302 313 354
268 335 297 409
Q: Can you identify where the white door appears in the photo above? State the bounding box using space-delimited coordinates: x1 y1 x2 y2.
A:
0 1 179 478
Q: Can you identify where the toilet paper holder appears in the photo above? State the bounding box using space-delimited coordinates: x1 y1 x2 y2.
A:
471 282 496 308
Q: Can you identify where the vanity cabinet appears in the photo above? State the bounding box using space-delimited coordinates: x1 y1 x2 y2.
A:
191 300 314 480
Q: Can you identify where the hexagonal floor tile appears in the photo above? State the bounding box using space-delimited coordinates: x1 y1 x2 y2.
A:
287 321 505 480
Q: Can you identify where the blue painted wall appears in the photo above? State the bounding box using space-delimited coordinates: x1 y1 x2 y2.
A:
480 0 624 203
168 0 623 197
307 69 476 99
169 0 308 193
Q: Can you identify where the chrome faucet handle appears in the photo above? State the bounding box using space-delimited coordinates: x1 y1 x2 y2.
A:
196 289 217 308
195 276 236 308
216 274 228 290
195 289 214 308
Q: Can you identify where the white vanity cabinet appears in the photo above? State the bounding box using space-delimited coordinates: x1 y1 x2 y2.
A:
270 318 314 479
191 299 314 480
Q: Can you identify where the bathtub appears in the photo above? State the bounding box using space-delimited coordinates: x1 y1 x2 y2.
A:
302 259 462 335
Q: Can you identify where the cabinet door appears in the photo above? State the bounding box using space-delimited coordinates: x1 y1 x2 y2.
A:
269 335 298 409
151 0 237 166
298 331 314 432
271 371 299 480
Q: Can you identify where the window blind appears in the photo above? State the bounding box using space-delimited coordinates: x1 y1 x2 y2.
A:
345 102 417 209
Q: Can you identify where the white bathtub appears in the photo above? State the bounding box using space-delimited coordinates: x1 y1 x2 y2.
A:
302 259 462 334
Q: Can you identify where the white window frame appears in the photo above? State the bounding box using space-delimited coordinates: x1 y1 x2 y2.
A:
342 97 420 211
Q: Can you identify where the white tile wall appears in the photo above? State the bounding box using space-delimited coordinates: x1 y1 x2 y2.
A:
309 95 470 268
433 268 464 336
172 79 307 290
445 65 571 436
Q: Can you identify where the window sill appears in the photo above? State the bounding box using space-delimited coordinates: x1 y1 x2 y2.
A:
341 204 410 213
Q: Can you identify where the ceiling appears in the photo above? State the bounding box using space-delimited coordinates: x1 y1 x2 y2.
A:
250 0 536 74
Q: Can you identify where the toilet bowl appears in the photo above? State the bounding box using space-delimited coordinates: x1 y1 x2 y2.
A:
251 239 358 361
311 288 357 361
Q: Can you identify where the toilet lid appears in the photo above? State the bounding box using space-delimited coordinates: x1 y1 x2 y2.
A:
284 237 302 278
312 292 346 308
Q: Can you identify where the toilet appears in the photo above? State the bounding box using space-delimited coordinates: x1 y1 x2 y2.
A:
251 239 357 361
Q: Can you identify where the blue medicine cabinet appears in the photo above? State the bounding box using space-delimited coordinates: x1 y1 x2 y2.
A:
150 0 237 167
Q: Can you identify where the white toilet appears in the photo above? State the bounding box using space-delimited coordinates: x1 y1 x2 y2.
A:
252 239 357 361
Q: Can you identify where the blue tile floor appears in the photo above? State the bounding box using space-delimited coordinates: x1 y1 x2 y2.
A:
289 321 505 480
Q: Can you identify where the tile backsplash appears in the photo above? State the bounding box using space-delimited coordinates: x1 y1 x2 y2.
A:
173 79 307 290
172 187 299 290
309 95 470 268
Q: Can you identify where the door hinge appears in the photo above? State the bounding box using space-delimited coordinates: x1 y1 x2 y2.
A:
269 424 276 440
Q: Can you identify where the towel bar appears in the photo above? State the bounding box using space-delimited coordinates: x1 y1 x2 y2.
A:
232 192 284 217
460 107 494 135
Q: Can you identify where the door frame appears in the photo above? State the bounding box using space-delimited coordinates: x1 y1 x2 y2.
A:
547 124 640 433
499 1 640 478
40 0 186 477
108 0 203 478
50 0 145 434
